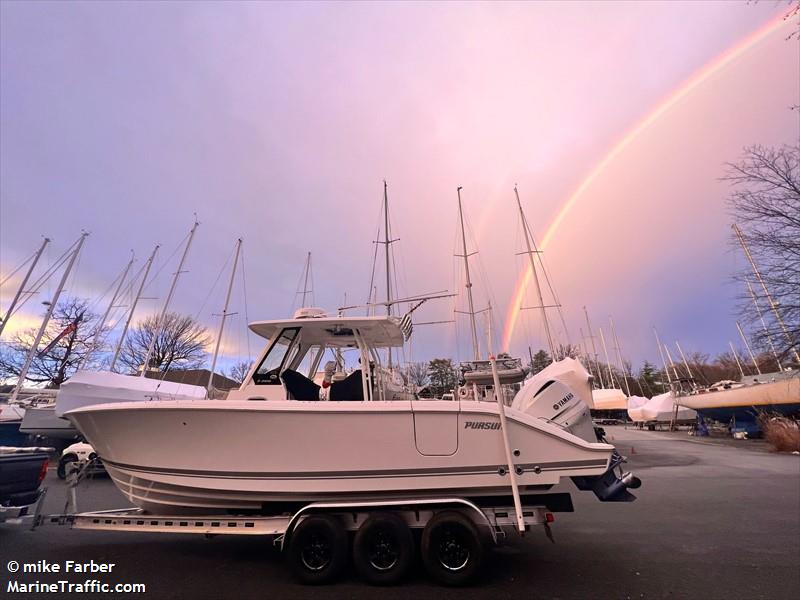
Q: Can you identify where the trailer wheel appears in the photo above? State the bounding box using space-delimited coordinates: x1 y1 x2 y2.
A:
286 515 348 585
57 455 77 480
421 511 483 586
353 512 414 585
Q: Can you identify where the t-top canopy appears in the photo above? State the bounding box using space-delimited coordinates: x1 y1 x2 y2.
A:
248 315 406 348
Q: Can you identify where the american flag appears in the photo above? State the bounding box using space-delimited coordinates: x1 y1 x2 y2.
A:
399 313 413 340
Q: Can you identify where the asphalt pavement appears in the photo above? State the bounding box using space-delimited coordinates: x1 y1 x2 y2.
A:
1 426 798 599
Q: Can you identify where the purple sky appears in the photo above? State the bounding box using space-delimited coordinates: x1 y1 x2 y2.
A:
1 1 797 372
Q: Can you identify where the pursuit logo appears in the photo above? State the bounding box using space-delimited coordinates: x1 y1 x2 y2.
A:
464 421 501 430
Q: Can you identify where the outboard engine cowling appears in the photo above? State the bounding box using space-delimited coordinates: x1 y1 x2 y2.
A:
514 379 597 444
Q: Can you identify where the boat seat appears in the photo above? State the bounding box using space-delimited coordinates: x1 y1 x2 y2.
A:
329 369 364 401
280 369 320 401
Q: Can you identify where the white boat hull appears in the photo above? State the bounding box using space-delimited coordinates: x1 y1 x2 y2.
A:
67 400 613 514
20 406 79 439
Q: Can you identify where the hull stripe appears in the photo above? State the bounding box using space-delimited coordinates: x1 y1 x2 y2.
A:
104 459 609 481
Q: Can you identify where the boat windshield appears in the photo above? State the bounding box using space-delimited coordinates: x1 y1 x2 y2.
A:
253 328 300 384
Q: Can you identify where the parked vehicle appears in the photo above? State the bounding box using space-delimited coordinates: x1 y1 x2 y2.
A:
57 442 104 480
0 446 51 525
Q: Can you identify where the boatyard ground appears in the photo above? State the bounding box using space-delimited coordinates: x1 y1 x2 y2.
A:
2 426 798 600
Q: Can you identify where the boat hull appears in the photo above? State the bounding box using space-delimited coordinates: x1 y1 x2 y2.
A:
20 406 79 440
678 376 800 424
67 400 613 514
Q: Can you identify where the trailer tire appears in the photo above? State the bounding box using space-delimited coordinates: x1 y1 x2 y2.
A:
57 455 77 480
421 511 483 586
286 515 348 585
353 512 414 585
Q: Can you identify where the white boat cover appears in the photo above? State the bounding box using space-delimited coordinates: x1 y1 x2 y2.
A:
56 370 207 418
626 395 649 422
591 388 628 410
512 357 594 411
630 392 697 422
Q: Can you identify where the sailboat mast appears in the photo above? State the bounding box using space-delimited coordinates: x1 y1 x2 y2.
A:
514 186 556 360
578 327 596 382
732 223 800 363
208 239 242 394
384 181 391 318
110 244 159 372
598 327 617 388
0 237 50 338
729 341 745 379
736 321 761 375
584 307 605 387
609 316 631 396
382 181 396 368
653 327 673 386
744 278 782 371
674 341 695 380
80 252 135 369
457 187 480 361
140 218 200 376
11 232 88 402
664 344 680 381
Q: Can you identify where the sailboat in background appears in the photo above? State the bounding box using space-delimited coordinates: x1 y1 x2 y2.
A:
1 233 87 444
453 187 526 403
55 220 211 418
671 225 799 433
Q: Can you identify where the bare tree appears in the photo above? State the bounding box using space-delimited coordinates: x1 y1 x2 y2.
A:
0 297 104 387
404 362 429 388
726 144 800 363
118 312 210 374
228 360 254 384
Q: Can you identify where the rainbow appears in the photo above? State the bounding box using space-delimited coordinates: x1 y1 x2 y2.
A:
501 11 792 352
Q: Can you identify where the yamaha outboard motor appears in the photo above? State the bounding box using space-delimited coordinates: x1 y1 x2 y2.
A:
512 359 641 502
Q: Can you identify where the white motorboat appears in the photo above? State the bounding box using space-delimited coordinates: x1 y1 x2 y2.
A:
65 311 639 515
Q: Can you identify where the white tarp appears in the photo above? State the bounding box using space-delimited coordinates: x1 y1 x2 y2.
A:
512 357 594 411
591 388 628 410
630 392 697 422
55 370 207 417
626 395 649 421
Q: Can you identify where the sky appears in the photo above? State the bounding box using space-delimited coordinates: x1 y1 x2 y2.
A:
1 1 798 374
